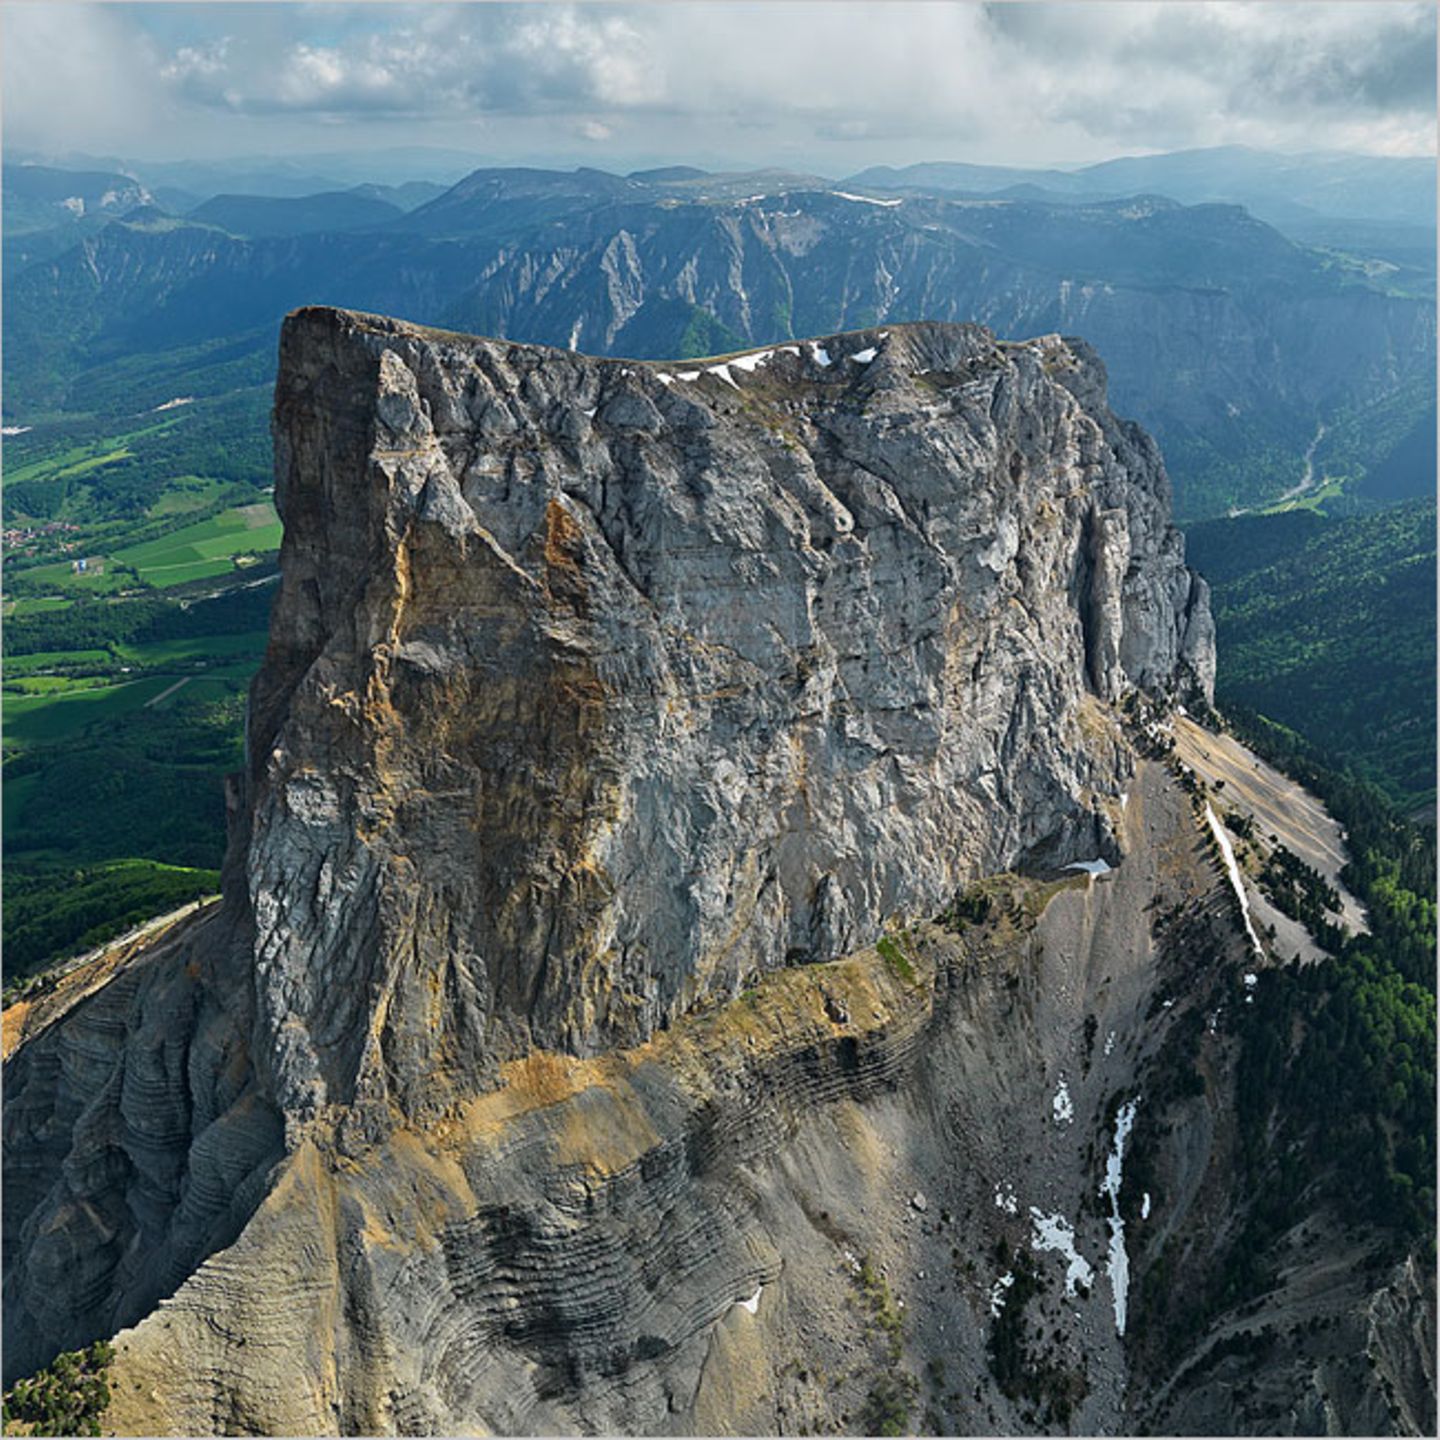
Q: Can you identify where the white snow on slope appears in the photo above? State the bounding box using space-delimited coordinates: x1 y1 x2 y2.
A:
738 1285 762 1315
831 191 903 207
1052 1076 1074 1124
1029 1210 1094 1294
1066 858 1112 876
993 1181 1019 1215
989 1271 1015 1317
153 396 194 412
1102 1098 1140 1336
811 344 833 367
2 425 32 436
851 347 878 364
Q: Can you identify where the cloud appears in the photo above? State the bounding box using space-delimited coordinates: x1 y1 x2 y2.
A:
2 3 165 154
5 2 1434 168
142 4 661 119
983 1 1437 152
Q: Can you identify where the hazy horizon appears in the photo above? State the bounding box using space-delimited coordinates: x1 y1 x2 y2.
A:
4 2 1434 179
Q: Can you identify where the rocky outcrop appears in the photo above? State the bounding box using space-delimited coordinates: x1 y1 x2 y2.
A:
244 309 1211 1133
6 312 1431 1437
4 308 1218 1412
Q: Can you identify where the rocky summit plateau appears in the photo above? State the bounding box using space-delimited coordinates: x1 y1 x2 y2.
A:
2 310 1431 1436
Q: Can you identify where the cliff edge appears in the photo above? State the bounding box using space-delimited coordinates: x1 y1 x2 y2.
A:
244 309 1213 1134
5 312 1243 1428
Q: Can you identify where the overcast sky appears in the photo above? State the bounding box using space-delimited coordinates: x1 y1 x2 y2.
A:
3 1 1435 176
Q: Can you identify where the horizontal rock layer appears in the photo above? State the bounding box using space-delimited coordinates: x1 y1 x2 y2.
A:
248 307 1213 1125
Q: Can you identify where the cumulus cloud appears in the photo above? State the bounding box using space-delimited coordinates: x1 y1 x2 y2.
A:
4 2 1434 166
142 4 661 119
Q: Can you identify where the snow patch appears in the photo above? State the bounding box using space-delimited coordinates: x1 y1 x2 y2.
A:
2 425 33 436
1104 1030 1116 1057
1205 803 1265 959
1141 1192 1151 1221
727 348 775 373
738 1285 762 1315
850 346 878 364
1065 857 1112 876
1029 1209 1094 1295
1101 1098 1139 1336
993 1181 1018 1216
831 190 902 207
654 373 675 386
705 362 740 388
810 343 833 367
152 396 195 412
567 320 583 352
1052 1077 1074 1125
989 1271 1015 1317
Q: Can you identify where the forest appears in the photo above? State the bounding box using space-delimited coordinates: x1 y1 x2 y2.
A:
1186 498 1437 812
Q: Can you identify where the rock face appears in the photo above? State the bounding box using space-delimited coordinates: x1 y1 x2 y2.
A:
246 308 1212 1131
6 311 1433 1438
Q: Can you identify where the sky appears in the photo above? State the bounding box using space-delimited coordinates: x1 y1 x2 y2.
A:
2 1 1435 178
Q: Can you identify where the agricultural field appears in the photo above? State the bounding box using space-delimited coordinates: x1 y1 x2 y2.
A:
9 500 282 599
2 581 274 984
112 501 283 587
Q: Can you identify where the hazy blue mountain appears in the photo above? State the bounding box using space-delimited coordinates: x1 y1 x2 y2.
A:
848 145 1436 227
186 190 405 237
2 161 152 271
1077 146 1435 227
393 165 657 237
5 165 1432 519
628 165 710 183
347 180 448 213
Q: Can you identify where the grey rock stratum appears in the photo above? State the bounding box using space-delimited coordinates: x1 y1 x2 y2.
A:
245 310 1212 1136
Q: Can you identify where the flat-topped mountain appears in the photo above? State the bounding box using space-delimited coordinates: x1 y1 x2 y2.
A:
246 309 1212 1123
3 312 1429 1437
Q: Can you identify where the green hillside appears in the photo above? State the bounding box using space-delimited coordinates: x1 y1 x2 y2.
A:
1186 498 1436 813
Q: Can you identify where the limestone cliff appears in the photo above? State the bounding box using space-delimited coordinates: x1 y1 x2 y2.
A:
245 309 1212 1135
41 313 1440 1440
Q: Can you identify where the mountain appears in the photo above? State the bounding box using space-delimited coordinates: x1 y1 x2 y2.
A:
186 189 405 238
346 180 448 213
848 145 1437 229
6 171 1432 520
392 163 655 237
1 161 152 271
1186 498 1438 811
3 310 1432 1436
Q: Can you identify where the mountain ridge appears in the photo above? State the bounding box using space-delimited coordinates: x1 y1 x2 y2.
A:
4 307 1431 1437
7 181 1431 519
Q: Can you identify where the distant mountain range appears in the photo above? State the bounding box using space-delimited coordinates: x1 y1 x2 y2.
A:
848 145 1436 226
3 150 1433 520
